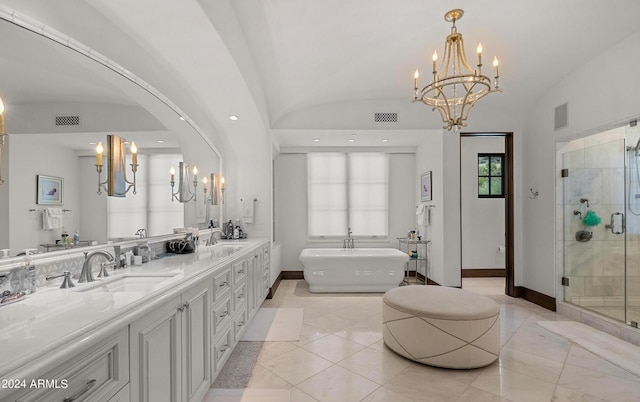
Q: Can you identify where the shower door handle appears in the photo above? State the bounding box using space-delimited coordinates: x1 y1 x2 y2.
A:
605 212 625 235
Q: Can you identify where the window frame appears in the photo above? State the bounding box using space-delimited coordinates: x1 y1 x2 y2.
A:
307 152 389 240
477 153 505 198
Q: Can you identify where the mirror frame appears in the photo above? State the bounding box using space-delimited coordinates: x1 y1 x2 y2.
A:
0 6 223 267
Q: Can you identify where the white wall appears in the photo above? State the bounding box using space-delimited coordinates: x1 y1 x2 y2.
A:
523 31 640 299
275 152 415 271
415 131 444 284
461 136 506 270
8 135 80 253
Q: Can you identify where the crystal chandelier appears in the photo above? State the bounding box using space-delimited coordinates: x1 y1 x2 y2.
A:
413 9 502 131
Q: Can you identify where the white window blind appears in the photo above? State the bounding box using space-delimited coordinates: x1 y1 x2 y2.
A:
307 153 388 238
307 153 347 237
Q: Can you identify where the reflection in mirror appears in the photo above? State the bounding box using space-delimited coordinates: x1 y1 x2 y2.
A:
0 15 221 257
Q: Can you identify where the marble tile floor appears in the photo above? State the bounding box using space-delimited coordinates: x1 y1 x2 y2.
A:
206 280 640 401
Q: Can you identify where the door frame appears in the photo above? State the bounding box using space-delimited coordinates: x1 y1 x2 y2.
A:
460 132 515 297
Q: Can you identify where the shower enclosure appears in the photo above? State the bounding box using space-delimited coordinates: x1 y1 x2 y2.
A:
561 121 640 326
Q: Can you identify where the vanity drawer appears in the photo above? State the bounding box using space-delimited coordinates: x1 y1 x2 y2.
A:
233 305 248 342
14 327 129 402
212 265 231 301
233 281 247 311
108 384 130 402
212 327 233 376
262 246 270 264
232 260 246 284
212 295 232 337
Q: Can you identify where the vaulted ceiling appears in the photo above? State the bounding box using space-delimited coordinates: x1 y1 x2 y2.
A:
201 0 640 146
3 0 640 149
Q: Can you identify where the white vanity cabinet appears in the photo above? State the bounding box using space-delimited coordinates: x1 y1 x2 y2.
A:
7 327 129 402
129 278 211 402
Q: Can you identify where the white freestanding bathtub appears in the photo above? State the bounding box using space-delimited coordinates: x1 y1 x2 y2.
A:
299 248 409 293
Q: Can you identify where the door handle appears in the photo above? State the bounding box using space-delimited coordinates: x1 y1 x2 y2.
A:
605 212 624 234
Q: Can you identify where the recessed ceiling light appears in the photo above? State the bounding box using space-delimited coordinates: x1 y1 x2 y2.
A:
179 116 185 121
352 134 357 137
313 139 320 142
382 139 389 143
88 142 96 145
229 115 239 121
348 139 355 143
157 140 165 144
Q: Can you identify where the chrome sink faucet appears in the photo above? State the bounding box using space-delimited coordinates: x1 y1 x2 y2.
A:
206 229 224 246
343 227 355 249
79 250 114 283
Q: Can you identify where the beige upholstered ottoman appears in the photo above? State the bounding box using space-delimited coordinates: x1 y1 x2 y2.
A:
383 286 500 369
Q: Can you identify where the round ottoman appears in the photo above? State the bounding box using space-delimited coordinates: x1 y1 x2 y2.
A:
383 286 500 369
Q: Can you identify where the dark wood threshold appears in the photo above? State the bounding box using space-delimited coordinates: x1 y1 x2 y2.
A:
281 270 304 280
462 269 506 278
515 286 556 311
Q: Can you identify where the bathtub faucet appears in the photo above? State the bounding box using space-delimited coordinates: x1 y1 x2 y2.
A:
343 227 355 249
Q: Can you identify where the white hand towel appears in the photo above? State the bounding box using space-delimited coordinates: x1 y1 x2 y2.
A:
416 204 428 227
43 208 64 230
242 197 255 224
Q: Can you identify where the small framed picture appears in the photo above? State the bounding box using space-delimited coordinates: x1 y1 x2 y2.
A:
37 175 64 205
420 171 432 202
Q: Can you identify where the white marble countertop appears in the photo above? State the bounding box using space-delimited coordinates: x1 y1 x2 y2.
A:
0 238 268 381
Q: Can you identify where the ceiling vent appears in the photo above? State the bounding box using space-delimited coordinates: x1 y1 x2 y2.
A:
554 103 568 130
374 112 398 123
55 115 80 126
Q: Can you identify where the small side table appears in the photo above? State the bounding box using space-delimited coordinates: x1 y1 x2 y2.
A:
397 238 430 284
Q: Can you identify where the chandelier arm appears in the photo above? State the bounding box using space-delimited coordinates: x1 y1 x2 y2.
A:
455 36 476 74
430 86 454 129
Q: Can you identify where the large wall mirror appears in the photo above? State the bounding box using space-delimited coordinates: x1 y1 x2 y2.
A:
0 15 221 257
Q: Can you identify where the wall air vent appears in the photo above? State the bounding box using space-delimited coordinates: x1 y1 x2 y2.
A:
55 115 80 126
374 112 398 123
554 103 568 130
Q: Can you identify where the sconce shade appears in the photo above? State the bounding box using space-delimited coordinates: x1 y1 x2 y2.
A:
95 134 138 196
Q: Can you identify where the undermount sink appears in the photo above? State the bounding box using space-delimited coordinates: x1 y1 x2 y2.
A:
75 274 177 293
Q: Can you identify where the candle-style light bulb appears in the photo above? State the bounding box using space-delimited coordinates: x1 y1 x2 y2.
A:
203 176 208 191
493 56 499 76
477 42 483 66
193 166 198 176
221 176 225 188
170 166 175 183
130 141 137 165
414 69 419 89
432 51 438 73
96 142 104 166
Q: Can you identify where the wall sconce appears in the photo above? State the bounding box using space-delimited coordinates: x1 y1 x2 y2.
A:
203 173 224 205
0 96 6 186
95 134 138 197
170 162 198 202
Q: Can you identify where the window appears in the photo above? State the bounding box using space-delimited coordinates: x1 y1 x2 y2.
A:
307 153 388 238
478 153 504 198
108 154 184 238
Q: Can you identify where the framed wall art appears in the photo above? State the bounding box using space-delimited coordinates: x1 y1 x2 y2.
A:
37 175 64 205
420 171 432 202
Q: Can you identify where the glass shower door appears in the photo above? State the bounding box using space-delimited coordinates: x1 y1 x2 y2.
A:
563 137 626 322
626 123 640 326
